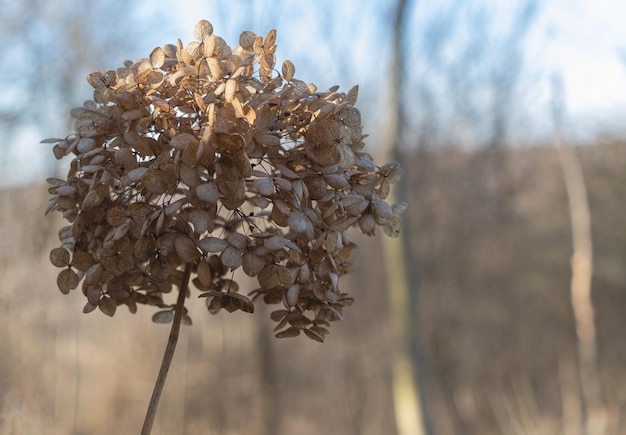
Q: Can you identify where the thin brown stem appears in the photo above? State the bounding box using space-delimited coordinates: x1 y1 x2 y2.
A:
141 264 192 435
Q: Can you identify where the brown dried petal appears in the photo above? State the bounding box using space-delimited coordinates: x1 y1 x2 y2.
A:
372 197 393 221
151 254 174 280
282 59 295 81
175 236 200 263
359 213 376 235
194 20 214 41
83 302 97 314
222 292 254 313
242 251 265 277
258 263 292 289
285 285 300 308
57 268 79 294
152 310 174 323
288 211 312 235
196 182 220 203
346 85 359 105
150 47 165 68
270 309 289 321
239 31 256 51
181 139 201 166
197 260 212 286
107 206 130 226
342 194 369 216
303 328 325 342
275 327 300 338
170 133 197 151
227 232 249 249
199 237 228 253
253 177 275 196
221 245 243 269
99 296 117 317
263 235 287 251
72 251 94 272
50 247 71 267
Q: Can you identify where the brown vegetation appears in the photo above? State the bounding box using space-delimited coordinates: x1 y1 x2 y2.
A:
2 140 626 434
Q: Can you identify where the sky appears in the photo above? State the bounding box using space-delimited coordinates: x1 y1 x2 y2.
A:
151 0 626 140
2 0 626 186
531 0 626 133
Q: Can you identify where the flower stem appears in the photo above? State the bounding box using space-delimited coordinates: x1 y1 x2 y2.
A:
141 264 192 435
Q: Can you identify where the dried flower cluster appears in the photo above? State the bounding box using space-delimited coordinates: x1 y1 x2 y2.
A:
45 20 405 341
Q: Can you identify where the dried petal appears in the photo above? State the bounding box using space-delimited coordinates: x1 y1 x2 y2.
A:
222 292 254 313
50 247 71 267
282 60 295 81
199 237 228 253
99 296 117 317
258 263 292 289
221 245 243 269
194 20 213 41
275 327 300 338
242 251 265 276
152 310 174 324
57 268 79 294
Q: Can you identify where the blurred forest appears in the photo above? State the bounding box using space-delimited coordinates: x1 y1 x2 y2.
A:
2 0 626 434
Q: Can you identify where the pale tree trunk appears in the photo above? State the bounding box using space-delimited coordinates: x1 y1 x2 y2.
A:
382 0 430 434
551 75 606 435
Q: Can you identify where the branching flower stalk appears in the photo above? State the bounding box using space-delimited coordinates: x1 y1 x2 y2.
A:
45 20 406 432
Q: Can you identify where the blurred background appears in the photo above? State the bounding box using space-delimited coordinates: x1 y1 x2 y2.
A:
1 0 626 434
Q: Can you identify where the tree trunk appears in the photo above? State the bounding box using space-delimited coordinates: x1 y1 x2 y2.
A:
382 1 431 434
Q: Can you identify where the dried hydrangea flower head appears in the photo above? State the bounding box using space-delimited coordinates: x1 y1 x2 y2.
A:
45 20 406 341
